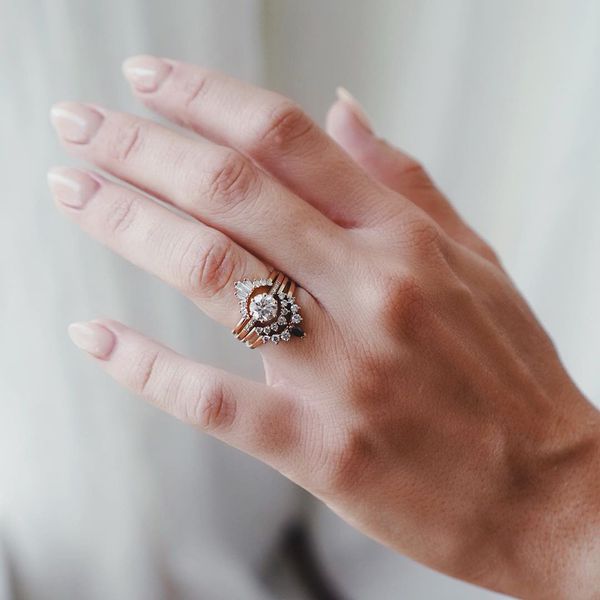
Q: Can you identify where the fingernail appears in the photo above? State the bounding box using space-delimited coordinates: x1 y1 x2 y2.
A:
47 167 99 208
122 55 172 92
336 86 373 132
50 102 103 144
68 322 116 360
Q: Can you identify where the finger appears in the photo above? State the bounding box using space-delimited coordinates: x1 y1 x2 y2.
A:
326 91 500 265
67 319 305 472
121 55 391 228
48 166 268 327
50 102 345 290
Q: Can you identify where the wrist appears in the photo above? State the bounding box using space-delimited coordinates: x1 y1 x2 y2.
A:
494 392 600 597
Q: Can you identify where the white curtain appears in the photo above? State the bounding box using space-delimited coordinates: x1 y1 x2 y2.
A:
1 1 598 598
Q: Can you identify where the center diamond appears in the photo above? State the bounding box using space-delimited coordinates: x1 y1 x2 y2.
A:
249 293 278 322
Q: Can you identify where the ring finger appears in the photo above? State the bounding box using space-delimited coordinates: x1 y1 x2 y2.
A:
48 166 288 329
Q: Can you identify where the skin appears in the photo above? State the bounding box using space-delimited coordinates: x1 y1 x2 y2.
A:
47 56 600 598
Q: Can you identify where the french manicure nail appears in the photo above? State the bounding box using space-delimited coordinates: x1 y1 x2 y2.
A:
68 322 116 360
122 55 172 92
47 167 99 208
336 86 373 132
50 102 104 143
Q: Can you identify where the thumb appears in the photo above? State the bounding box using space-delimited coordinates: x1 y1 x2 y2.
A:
326 88 499 266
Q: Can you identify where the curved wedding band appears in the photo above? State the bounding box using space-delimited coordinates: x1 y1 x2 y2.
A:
232 270 305 348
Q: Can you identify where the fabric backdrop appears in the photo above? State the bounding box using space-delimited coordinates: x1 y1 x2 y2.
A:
1 1 598 598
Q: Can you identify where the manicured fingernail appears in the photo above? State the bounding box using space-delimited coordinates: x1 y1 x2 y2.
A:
122 55 171 92
50 102 103 143
336 86 373 132
68 322 115 360
47 167 99 208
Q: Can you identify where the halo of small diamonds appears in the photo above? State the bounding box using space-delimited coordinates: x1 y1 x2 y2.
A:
233 275 305 346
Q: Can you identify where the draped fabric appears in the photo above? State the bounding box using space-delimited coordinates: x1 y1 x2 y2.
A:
1 1 598 598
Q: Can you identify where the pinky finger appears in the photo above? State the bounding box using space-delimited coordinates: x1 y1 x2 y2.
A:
67 319 302 471
327 94 502 267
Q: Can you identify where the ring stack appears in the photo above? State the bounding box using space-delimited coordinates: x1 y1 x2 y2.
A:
232 270 305 348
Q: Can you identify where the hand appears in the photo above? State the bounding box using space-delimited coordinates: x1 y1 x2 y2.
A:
48 56 600 597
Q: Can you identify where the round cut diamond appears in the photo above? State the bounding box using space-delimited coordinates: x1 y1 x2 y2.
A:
249 293 278 322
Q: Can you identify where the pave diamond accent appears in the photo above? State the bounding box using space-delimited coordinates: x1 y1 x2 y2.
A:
243 319 256 331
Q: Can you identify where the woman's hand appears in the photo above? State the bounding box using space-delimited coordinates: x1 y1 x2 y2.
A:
48 56 600 597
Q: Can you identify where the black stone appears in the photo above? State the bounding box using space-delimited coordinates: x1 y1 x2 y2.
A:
291 326 305 338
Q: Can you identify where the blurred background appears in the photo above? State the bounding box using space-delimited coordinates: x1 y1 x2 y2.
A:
1 1 599 598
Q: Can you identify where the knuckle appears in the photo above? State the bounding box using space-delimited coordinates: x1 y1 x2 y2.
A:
376 273 430 336
312 425 373 494
385 158 440 201
104 192 138 235
181 72 210 111
403 217 445 257
251 99 314 155
182 233 237 298
193 379 236 432
203 150 257 214
134 349 161 396
398 159 429 181
106 117 143 162
446 279 476 311
477 241 502 266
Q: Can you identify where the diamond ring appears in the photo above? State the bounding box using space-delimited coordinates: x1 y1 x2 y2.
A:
232 270 305 348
